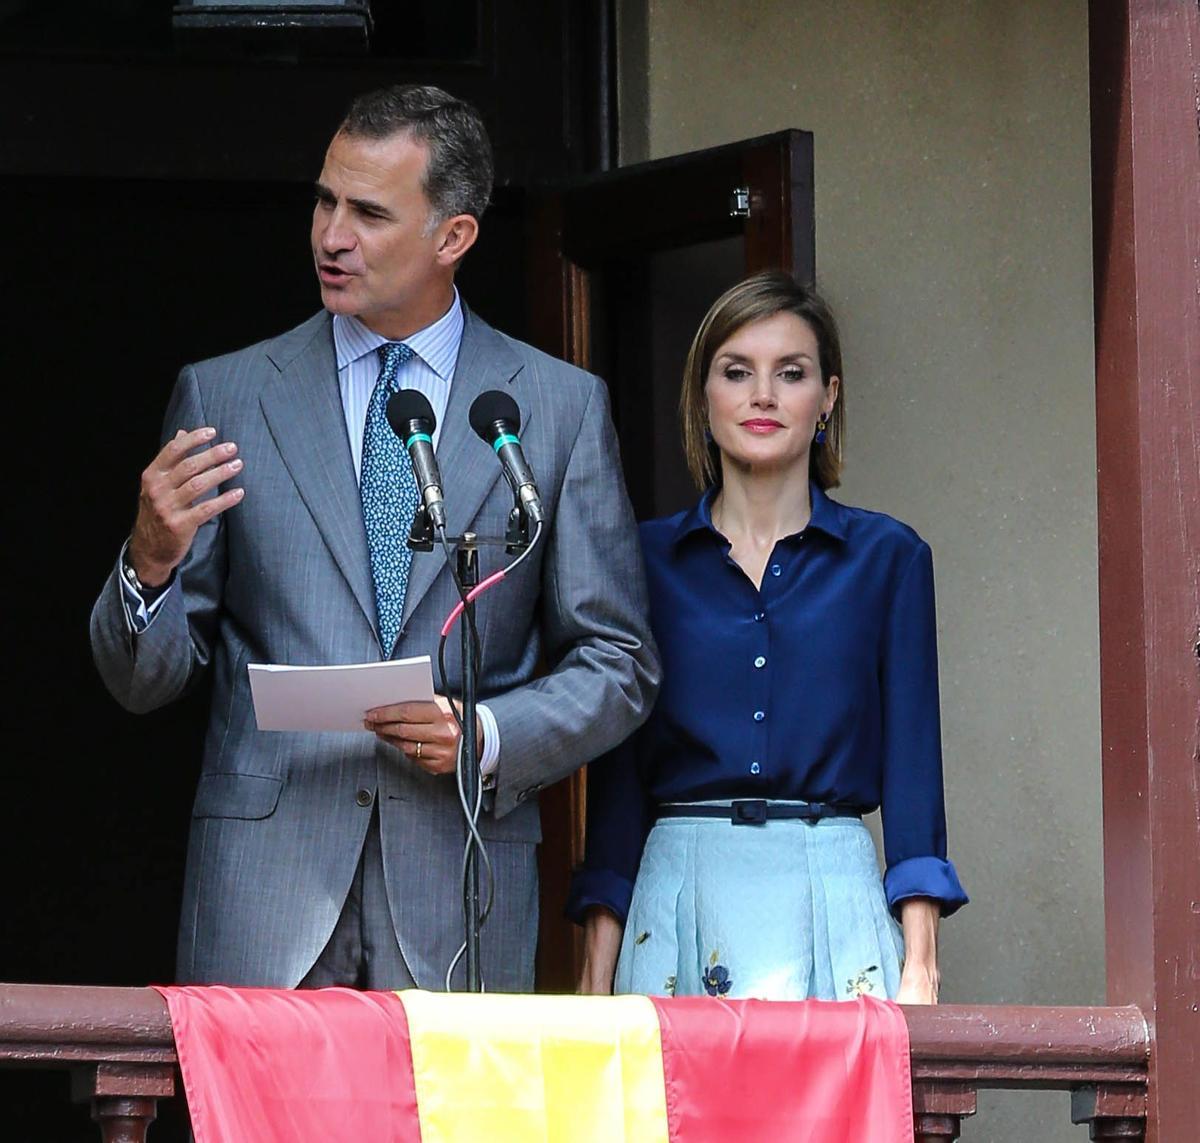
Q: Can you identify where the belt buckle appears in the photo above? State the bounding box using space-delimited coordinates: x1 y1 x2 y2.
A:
730 799 768 825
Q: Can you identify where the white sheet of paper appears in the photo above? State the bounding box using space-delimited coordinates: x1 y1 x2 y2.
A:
248 656 436 732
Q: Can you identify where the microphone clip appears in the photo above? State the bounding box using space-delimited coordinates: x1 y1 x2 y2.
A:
504 501 534 554
407 504 437 552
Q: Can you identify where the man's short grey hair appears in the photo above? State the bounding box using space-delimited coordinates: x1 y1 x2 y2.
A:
338 84 493 225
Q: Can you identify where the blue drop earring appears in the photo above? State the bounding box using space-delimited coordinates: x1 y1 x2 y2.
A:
815 410 829 445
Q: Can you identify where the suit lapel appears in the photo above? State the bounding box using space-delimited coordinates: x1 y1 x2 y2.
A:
399 307 529 633
259 315 380 646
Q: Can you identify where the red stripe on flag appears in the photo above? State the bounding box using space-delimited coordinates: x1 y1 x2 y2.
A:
155 986 422 1143
650 996 914 1143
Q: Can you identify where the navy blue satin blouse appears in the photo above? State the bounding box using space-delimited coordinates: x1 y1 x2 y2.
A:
567 483 968 924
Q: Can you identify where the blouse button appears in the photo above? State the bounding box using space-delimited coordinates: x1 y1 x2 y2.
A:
753 611 765 622
749 762 761 775
753 655 766 668
770 563 782 577
753 710 765 722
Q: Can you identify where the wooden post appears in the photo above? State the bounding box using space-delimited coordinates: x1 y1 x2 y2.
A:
1088 2 1200 1140
912 1082 976 1142
70 1062 174 1143
1071 1085 1148 1141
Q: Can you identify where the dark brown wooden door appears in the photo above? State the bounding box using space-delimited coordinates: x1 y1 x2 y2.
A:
526 130 815 989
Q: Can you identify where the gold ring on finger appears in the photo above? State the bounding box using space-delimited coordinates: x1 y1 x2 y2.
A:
415 741 423 760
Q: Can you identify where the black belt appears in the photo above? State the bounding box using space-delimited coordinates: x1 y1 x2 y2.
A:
655 799 863 826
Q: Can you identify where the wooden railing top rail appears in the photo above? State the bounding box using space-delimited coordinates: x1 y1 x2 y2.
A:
903 1003 1148 1087
0 984 175 1066
0 983 1149 1085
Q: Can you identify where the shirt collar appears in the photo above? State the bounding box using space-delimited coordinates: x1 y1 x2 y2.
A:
331 286 464 380
672 481 848 547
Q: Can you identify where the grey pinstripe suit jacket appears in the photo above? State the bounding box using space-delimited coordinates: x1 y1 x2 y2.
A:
90 304 659 990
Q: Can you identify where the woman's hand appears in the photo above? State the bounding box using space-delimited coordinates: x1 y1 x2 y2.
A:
896 961 939 1005
578 907 623 995
896 897 941 1005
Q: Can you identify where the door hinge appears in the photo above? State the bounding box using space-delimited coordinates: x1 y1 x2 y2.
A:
729 186 751 218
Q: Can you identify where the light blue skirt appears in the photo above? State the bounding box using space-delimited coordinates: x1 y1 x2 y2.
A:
614 804 905 1001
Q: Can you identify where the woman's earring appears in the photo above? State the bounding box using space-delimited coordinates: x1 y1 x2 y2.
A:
703 426 714 444
815 411 829 445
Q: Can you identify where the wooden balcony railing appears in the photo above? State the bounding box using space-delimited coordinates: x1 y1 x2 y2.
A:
0 983 1149 1142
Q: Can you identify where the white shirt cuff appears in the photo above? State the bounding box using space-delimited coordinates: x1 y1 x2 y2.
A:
476 702 500 777
117 540 174 634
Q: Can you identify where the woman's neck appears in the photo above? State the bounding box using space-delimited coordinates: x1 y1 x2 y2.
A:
711 463 813 549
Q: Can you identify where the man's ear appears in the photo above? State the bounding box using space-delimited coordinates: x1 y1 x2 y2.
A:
435 214 480 268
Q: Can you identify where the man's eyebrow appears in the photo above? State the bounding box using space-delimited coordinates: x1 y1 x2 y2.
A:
347 195 394 217
312 184 394 218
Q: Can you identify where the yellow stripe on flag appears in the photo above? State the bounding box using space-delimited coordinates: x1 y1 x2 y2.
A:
396 991 670 1142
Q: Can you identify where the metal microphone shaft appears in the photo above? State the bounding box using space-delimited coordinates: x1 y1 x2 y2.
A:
386 390 447 530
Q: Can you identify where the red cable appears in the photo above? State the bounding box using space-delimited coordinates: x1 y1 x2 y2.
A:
440 568 508 638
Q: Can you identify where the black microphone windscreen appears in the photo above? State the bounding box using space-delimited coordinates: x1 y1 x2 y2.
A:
469 390 521 440
386 389 437 438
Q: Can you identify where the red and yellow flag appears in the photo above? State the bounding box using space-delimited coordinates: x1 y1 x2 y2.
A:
156 986 913 1142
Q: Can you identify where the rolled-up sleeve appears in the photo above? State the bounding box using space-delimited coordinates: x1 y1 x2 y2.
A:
878 542 968 918
565 731 653 925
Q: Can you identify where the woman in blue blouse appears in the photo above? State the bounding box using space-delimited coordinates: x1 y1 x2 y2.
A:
568 271 967 1004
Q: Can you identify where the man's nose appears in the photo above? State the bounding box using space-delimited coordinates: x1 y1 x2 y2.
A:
319 209 355 254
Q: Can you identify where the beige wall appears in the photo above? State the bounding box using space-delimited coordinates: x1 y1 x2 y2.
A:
620 2 1101 1137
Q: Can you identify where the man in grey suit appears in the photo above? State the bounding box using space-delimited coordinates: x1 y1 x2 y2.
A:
90 85 658 993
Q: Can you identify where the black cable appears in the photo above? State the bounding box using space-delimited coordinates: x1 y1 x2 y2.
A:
435 525 491 990
436 520 545 990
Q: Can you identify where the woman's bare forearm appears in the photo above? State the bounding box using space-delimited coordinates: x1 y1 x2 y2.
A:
896 897 940 1004
578 907 624 994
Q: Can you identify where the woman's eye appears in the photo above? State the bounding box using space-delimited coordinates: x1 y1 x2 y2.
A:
779 367 805 382
723 366 751 381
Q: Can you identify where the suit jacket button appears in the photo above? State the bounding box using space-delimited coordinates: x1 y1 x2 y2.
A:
517 783 543 803
355 788 374 807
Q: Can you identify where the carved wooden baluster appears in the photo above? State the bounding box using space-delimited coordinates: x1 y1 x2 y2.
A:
1071 1085 1147 1142
90 1097 160 1143
912 1081 977 1143
71 1062 175 1143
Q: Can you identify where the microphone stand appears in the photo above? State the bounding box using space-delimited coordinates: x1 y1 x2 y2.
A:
409 501 532 993
456 534 483 992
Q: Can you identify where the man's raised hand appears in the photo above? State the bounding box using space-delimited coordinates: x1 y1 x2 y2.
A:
127 427 245 586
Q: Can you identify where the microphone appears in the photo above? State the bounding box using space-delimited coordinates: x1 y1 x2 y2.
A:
468 391 545 525
386 389 447 531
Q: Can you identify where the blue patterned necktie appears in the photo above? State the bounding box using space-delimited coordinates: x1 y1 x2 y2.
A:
361 342 418 653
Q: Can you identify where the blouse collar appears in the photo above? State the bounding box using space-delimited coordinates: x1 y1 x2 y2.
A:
672 481 848 548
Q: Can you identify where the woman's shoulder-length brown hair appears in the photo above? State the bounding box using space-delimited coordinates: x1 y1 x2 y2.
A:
679 270 845 491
